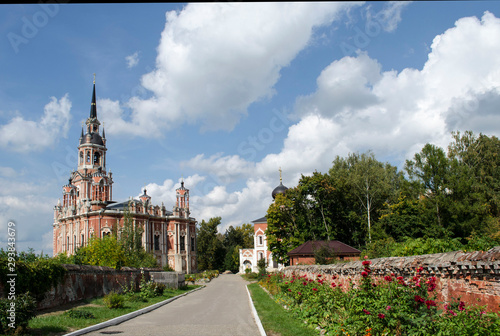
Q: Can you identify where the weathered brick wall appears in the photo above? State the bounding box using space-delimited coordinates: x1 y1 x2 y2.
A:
37 264 152 310
283 247 500 312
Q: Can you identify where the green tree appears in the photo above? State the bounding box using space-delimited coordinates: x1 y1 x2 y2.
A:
405 144 450 233
447 131 500 238
75 235 127 269
266 191 306 265
330 152 401 243
197 217 225 271
118 204 158 268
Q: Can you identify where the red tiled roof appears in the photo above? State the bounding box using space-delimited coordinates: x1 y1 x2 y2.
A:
287 240 361 256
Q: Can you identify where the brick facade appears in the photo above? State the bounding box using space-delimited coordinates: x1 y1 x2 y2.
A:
52 80 197 273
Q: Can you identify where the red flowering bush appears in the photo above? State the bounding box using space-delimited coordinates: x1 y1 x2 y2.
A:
258 262 500 335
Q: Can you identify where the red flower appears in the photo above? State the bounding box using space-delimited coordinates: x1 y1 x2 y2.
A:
312 288 318 292
331 282 337 288
317 274 322 278
386 305 391 310
361 271 369 277
287 288 291 292
425 300 437 309
458 301 465 311
362 308 371 315
414 295 425 304
378 313 385 319
303 282 308 286
384 275 393 282
362 260 371 266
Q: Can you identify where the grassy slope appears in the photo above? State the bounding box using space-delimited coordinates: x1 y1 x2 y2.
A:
247 282 318 336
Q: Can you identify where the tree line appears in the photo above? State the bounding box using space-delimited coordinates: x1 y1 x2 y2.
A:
196 217 254 272
266 131 500 264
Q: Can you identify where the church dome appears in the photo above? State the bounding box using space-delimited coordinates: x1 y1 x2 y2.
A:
80 132 104 145
272 182 288 199
90 132 104 145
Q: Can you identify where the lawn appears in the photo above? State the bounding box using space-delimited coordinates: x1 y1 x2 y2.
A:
247 282 318 336
28 285 199 336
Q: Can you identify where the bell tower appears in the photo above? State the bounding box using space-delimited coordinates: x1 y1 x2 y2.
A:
173 180 190 218
65 75 113 210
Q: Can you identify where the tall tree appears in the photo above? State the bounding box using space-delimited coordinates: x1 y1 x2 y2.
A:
331 152 400 243
405 144 450 232
196 217 225 271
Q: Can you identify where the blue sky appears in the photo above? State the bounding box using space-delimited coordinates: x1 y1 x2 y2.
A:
1 2 500 254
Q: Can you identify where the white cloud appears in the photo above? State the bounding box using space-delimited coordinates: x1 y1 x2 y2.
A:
170 11 500 233
182 153 255 184
294 11 500 161
368 1 411 32
104 2 358 137
0 95 71 152
126 51 140 68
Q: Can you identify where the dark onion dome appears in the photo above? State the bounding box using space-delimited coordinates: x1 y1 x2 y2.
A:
90 132 104 145
81 132 104 145
272 181 288 199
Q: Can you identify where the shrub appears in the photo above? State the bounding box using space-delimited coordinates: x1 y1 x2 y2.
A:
0 293 37 335
63 309 95 319
163 264 175 272
103 292 125 309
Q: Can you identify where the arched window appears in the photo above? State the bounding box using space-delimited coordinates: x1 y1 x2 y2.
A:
180 236 185 251
154 235 160 251
86 151 90 163
80 151 83 164
93 152 100 165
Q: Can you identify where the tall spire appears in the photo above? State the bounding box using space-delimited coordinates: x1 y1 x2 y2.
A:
90 73 97 119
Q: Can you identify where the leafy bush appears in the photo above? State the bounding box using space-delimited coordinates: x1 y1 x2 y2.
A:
0 293 37 335
260 261 500 335
63 309 95 319
163 264 175 272
0 250 66 300
103 292 125 309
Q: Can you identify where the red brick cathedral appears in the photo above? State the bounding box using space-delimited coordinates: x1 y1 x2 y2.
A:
53 79 197 273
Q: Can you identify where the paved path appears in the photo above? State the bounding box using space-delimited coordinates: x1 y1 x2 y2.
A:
84 274 262 336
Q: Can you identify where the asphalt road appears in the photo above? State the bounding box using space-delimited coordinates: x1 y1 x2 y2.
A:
83 274 262 336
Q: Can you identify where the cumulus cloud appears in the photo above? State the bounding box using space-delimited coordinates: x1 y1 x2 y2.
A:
173 11 500 231
126 51 140 68
104 2 358 137
0 95 71 152
295 11 500 161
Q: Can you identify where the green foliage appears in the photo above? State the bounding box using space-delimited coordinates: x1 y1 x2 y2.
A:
162 264 175 272
103 291 125 309
72 235 127 269
363 235 499 259
0 293 37 335
0 249 66 300
265 131 500 262
257 258 267 277
196 217 225 271
63 309 95 319
260 263 500 335
118 204 159 268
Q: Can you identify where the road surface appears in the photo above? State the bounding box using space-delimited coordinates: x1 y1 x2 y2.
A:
83 274 262 336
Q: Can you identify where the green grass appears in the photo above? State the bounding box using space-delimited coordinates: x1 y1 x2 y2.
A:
28 286 199 336
247 283 318 336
